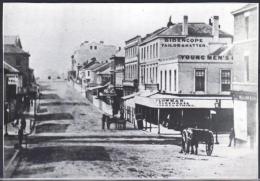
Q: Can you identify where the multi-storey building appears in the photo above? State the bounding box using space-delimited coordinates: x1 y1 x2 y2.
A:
231 4 258 147
123 36 141 96
4 35 31 89
110 48 125 98
134 16 235 133
73 41 117 65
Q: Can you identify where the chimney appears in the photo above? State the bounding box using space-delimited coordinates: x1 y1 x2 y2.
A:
182 15 188 36
212 16 219 41
209 18 212 26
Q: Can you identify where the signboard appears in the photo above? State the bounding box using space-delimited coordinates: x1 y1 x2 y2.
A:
234 100 247 141
162 37 206 48
8 75 18 85
178 55 233 61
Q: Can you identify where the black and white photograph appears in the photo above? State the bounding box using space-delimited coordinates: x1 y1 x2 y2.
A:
2 2 259 179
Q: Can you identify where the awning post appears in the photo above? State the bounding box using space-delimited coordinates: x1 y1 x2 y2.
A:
157 108 160 134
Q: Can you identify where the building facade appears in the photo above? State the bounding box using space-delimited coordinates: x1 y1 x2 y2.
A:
139 16 233 93
110 48 125 98
231 4 258 147
73 41 117 65
123 36 141 96
133 15 235 133
4 36 31 89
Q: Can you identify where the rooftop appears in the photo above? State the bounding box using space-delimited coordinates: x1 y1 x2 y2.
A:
231 4 258 15
4 45 30 55
4 35 22 48
140 22 233 45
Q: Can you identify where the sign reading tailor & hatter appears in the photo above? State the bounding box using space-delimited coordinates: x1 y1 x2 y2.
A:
162 37 206 48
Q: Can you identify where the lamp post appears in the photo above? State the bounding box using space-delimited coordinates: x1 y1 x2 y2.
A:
214 100 220 144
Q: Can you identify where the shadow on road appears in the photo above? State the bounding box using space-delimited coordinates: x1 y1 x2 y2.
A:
21 146 111 163
40 94 61 100
13 166 55 177
40 102 89 106
36 113 74 121
35 124 70 133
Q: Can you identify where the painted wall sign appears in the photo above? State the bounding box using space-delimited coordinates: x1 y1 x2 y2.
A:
156 99 194 108
178 55 233 61
8 76 18 85
162 37 206 48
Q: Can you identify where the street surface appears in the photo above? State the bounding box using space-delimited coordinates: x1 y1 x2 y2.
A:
5 80 258 179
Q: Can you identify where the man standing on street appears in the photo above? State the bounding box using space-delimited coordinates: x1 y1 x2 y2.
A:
18 115 26 149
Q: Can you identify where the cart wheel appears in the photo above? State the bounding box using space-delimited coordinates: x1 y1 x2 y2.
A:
206 132 214 156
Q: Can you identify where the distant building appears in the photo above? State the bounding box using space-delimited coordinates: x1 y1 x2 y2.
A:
110 48 125 98
73 41 117 65
231 4 258 147
123 36 141 96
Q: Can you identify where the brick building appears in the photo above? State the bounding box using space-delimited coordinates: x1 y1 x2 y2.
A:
231 4 258 147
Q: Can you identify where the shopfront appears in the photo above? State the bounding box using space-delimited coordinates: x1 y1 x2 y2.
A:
135 94 234 134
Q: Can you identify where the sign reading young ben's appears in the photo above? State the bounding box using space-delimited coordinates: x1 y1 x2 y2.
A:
162 37 206 48
178 55 233 61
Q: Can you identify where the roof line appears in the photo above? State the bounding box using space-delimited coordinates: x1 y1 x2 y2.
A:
231 4 258 15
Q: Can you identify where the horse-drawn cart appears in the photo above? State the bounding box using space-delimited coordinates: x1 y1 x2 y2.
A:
182 128 214 156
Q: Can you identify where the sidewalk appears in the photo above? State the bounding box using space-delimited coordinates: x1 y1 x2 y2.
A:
3 100 39 178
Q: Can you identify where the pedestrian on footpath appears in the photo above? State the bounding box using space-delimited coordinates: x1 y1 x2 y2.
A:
228 127 235 147
18 115 26 149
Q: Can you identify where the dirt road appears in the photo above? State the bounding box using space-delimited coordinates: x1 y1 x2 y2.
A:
9 80 257 179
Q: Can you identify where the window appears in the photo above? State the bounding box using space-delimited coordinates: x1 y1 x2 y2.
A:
90 46 93 50
88 71 90 76
156 67 158 83
195 69 205 92
221 70 231 92
245 16 249 39
169 70 172 92
94 46 97 50
146 46 149 59
150 67 152 83
155 43 158 57
144 47 146 59
153 67 155 83
153 44 155 58
245 56 250 81
143 67 146 83
160 71 163 90
174 70 176 91
150 45 152 58
165 70 167 91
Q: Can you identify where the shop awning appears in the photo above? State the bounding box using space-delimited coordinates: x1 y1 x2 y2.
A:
4 61 19 73
86 82 110 91
121 92 139 100
135 93 234 109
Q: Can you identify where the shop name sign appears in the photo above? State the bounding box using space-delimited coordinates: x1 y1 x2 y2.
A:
7 75 18 85
162 37 206 48
178 55 233 61
156 98 194 108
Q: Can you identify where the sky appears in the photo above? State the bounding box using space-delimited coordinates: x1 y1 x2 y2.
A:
3 3 248 78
